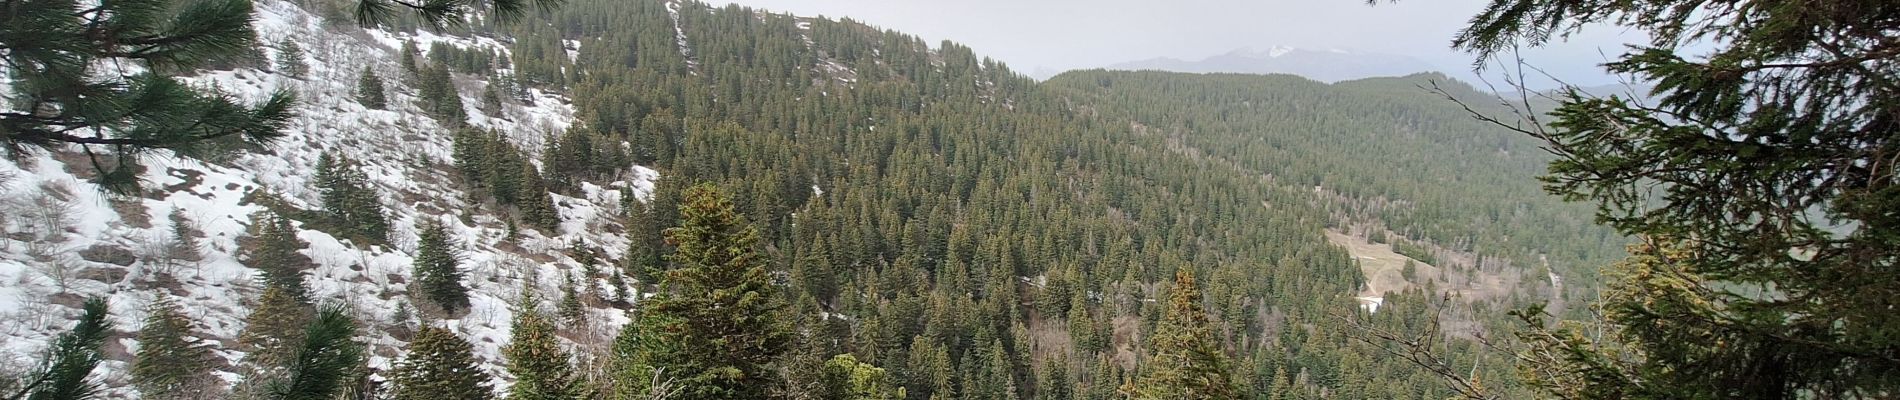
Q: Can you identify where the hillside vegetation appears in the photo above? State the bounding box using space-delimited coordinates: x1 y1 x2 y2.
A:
0 0 1624 398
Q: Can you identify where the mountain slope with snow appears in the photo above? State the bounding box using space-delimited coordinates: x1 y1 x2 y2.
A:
0 0 653 396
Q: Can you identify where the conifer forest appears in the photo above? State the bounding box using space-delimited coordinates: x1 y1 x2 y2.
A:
0 0 1892 398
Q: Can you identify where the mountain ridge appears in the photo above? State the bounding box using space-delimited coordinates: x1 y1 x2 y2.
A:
1103 46 1445 82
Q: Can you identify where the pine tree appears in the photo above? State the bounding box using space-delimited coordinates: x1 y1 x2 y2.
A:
16 298 111 400
977 339 1020 400
356 67 387 110
904 336 954 400
1131 269 1238 400
244 212 314 298
262 304 362 400
237 285 315 387
481 84 504 117
276 39 307 78
1036 355 1073 400
132 296 218 400
623 200 663 283
517 166 561 233
558 273 583 324
399 41 420 74
504 309 577 400
314 152 389 244
390 326 493 400
623 183 793 400
418 65 467 126
413 221 471 314
0 0 294 192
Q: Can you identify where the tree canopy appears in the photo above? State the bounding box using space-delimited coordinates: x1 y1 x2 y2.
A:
1421 0 1900 397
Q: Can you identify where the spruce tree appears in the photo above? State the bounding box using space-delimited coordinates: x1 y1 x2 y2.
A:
557 273 583 324
623 183 793 400
390 326 493 400
356 67 387 110
399 41 420 75
504 309 577 400
244 212 314 299
314 152 389 244
517 166 561 233
0 0 294 192
1036 355 1073 400
1132 269 1238 400
132 296 218 400
418 65 467 126
413 221 471 314
481 84 504 117
275 39 307 78
237 285 315 387
623 200 662 283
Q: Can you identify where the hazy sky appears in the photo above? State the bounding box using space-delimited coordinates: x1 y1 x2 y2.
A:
718 0 1646 87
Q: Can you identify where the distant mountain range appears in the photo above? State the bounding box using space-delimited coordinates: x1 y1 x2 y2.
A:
1101 46 1445 83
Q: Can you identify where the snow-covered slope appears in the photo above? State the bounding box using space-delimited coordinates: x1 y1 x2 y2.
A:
0 1 653 396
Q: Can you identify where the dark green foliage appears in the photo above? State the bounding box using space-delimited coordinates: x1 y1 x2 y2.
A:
504 309 578 400
1427 0 1900 397
1133 270 1238 400
132 296 218 400
262 304 363 400
623 199 663 283
399 41 420 74
202 37 271 71
481 85 504 117
357 67 388 109
511 5 1571 394
314 152 390 245
618 184 791 400
516 164 561 233
0 0 294 192
390 326 493 400
557 273 583 324
418 65 468 125
354 0 565 28
275 39 308 78
244 212 315 298
541 127 630 194
450 129 561 233
237 285 315 389
429 42 501 75
11 299 110 400
1035 355 1072 400
413 221 472 314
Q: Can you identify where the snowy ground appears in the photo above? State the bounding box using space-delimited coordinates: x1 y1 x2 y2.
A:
0 0 652 396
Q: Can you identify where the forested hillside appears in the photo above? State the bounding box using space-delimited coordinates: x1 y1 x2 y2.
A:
0 0 1624 398
1042 71 1624 311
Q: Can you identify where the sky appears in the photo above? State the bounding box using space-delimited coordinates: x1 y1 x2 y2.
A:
717 0 1648 88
